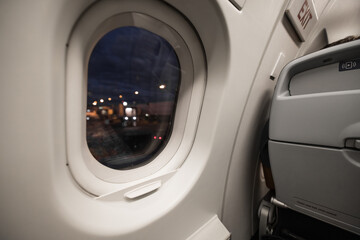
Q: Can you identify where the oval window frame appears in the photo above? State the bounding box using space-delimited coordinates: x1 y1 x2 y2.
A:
86 19 184 171
66 0 206 196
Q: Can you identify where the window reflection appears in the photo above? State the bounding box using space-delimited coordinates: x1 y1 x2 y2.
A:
86 26 181 170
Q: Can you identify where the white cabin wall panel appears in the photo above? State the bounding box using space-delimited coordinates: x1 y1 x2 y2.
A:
0 0 96 239
56 0 290 239
0 0 307 240
57 0 227 237
324 0 360 43
188 0 289 239
312 0 330 17
186 216 231 240
55 0 230 239
221 2 306 239
0 0 229 239
0 0 54 238
298 0 360 57
154 0 288 238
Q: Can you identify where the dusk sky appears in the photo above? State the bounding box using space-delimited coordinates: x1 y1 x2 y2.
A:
87 26 181 107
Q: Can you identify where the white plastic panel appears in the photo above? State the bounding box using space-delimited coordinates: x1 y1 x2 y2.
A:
186 216 230 240
66 0 206 195
298 0 360 57
270 40 360 148
220 0 302 238
95 170 176 201
269 39 360 235
270 52 285 80
324 0 360 43
269 141 360 234
290 61 360 95
312 0 330 17
0 0 234 239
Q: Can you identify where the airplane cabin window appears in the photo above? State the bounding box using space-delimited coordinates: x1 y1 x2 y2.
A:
66 2 205 194
86 26 181 170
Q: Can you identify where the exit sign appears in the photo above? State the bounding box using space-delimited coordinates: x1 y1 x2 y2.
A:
286 0 318 42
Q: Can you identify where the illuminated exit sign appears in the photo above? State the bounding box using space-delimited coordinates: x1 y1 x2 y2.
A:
286 0 318 42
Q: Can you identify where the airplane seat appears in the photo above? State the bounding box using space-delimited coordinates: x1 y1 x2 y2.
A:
266 39 360 237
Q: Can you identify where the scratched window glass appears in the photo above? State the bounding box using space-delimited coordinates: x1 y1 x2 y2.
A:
86 26 181 170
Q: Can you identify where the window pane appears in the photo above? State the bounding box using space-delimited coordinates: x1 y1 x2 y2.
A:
86 26 181 170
